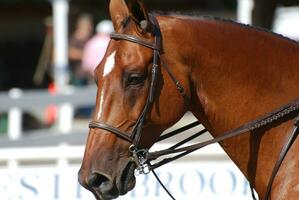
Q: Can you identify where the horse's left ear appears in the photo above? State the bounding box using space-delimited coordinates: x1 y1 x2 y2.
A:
126 0 152 32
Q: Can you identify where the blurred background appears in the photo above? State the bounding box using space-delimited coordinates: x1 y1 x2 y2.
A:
0 0 298 199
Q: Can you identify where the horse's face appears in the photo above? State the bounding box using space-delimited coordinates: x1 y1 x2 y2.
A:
78 1 187 199
79 41 152 199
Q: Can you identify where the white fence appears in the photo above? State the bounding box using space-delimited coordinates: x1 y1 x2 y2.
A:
0 86 96 140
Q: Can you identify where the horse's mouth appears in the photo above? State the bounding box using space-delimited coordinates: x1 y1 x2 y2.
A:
118 161 137 195
89 174 119 200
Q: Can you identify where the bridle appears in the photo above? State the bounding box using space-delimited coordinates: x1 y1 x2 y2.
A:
89 14 162 160
89 14 189 174
89 15 166 174
88 15 299 200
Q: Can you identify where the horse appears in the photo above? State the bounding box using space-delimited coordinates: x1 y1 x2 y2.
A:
78 0 299 199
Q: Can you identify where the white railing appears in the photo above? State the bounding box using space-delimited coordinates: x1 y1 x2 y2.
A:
0 86 96 140
0 145 83 169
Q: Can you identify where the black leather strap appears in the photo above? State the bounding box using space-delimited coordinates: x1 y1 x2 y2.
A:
89 121 133 143
264 115 299 200
148 97 299 162
110 33 160 50
90 14 163 148
159 55 190 105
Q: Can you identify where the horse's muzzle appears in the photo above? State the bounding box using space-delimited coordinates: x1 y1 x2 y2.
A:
78 160 137 200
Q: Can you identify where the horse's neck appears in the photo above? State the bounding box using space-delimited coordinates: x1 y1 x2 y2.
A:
163 16 299 126
161 15 299 194
185 19 299 131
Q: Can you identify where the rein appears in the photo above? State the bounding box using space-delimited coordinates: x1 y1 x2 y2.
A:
88 15 299 200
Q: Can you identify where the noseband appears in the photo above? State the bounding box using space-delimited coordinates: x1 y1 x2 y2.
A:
88 15 299 200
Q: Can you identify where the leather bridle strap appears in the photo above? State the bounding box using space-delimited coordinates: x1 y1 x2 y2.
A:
159 55 190 105
264 115 299 200
148 97 299 166
89 14 163 148
147 99 299 200
110 33 160 50
89 52 159 147
88 15 185 199
89 15 189 148
89 121 133 143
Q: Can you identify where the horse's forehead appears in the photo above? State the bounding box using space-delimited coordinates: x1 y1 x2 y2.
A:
96 39 151 79
112 42 148 66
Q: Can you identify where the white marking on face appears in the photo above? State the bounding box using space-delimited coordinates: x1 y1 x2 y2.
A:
103 51 116 77
97 51 116 120
97 89 105 120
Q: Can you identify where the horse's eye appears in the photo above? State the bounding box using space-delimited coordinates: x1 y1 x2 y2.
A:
127 73 145 86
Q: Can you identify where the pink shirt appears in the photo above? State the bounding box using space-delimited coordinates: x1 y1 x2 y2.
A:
82 34 110 74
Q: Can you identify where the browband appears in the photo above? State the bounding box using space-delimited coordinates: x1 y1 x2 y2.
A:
110 33 160 50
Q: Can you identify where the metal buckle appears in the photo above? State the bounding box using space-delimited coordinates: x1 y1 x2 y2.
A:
175 82 184 94
129 145 150 175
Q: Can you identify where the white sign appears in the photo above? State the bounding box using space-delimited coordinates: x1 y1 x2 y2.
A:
0 161 256 200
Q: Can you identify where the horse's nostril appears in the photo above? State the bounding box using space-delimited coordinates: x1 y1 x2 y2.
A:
88 172 113 193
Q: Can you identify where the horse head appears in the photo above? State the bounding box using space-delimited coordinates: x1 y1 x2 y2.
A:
78 0 189 199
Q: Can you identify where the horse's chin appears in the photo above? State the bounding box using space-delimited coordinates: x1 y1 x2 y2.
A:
92 188 119 200
118 161 137 195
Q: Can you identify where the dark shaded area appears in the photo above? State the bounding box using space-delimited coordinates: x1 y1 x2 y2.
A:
0 2 51 91
0 0 236 91
252 0 299 29
0 37 47 90
1 0 298 91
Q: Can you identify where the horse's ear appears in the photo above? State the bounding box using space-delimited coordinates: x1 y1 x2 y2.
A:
109 0 130 31
126 0 151 32
110 0 151 32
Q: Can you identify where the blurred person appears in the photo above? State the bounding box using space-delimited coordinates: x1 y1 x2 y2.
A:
82 20 114 83
73 20 113 119
33 17 54 87
69 14 94 86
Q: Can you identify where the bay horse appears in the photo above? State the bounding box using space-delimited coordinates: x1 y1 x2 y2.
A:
78 0 299 199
